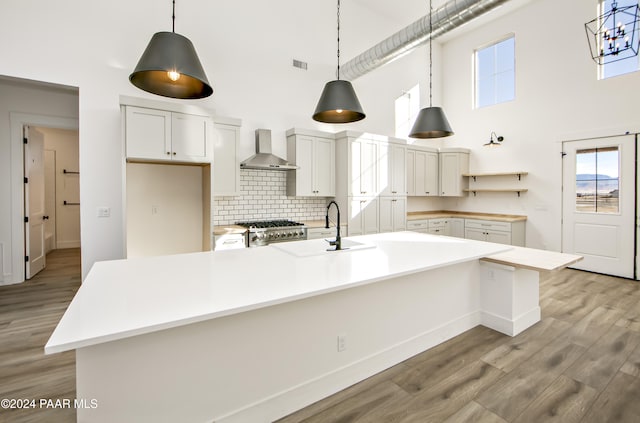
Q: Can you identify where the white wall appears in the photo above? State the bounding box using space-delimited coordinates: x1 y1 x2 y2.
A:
439 0 640 251
0 0 426 280
0 79 79 284
126 163 204 258
40 127 81 249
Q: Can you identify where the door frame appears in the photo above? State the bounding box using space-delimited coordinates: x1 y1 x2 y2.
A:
9 113 78 284
560 132 638 280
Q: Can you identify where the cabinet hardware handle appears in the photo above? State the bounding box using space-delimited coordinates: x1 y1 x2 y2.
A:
172 152 176 155
425 192 429 194
392 191 397 194
166 152 171 155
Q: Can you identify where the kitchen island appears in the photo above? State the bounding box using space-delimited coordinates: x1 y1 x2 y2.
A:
45 232 577 423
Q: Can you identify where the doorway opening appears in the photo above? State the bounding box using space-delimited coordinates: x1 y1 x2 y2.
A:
24 125 80 279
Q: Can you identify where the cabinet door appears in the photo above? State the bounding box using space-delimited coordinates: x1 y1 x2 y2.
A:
390 144 406 195
424 151 439 196
351 139 377 196
449 218 465 238
314 137 335 196
464 227 487 242
213 123 241 196
125 106 171 161
348 198 365 235
486 230 511 245
294 136 315 196
171 113 211 163
440 153 459 196
363 197 379 234
415 151 438 196
378 197 394 233
393 197 407 231
406 150 415 196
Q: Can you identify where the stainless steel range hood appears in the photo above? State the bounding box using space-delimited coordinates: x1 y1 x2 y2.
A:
240 129 298 171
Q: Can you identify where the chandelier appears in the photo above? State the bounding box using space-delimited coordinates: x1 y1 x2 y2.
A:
585 1 640 65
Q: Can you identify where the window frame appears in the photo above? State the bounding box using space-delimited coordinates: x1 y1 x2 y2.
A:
473 33 516 109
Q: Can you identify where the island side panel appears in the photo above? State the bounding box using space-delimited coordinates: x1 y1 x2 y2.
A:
75 261 483 423
479 261 541 336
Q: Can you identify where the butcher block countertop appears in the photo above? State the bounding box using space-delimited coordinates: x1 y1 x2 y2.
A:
408 210 527 223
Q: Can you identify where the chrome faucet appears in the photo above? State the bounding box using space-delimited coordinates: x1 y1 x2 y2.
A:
325 201 342 251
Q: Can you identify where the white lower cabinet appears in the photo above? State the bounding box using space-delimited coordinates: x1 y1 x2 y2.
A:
379 197 407 233
427 218 447 235
407 219 428 233
448 218 465 238
348 197 379 236
464 219 525 246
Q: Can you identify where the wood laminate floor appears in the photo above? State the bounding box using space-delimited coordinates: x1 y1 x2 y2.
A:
0 248 80 423
1 249 639 422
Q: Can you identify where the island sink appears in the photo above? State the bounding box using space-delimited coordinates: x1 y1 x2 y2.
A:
270 238 376 257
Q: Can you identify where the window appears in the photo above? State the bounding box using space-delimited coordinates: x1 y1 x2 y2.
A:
600 0 640 79
474 36 515 108
575 147 619 213
394 84 420 138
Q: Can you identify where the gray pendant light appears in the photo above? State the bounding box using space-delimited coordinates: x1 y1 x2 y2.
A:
313 0 365 123
130 0 212 99
409 0 453 138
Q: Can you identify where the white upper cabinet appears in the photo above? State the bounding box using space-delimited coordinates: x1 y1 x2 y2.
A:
171 113 211 163
125 105 212 164
380 142 406 197
213 122 241 197
286 129 335 197
439 148 470 197
407 145 439 196
350 136 378 196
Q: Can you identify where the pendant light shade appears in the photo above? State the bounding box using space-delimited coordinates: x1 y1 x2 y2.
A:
409 0 453 139
129 1 212 99
313 0 365 124
313 80 365 123
408 106 453 138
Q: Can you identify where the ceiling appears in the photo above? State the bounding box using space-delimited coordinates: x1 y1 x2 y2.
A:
351 0 536 44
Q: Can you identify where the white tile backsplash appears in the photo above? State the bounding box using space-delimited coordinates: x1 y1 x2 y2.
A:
213 169 328 226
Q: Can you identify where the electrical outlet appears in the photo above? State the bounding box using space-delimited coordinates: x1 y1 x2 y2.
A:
151 205 159 215
337 334 346 352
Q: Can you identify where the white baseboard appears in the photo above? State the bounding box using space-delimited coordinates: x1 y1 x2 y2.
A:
56 241 81 249
481 307 541 336
214 311 483 423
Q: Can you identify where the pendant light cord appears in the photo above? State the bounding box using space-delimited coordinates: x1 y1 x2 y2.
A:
172 0 176 33
336 0 341 80
429 0 433 107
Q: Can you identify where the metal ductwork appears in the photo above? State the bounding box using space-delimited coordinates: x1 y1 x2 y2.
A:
341 0 511 81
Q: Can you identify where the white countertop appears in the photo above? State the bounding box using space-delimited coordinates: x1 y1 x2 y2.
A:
45 232 509 354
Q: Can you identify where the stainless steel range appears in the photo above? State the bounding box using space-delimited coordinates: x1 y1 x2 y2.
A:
236 220 307 247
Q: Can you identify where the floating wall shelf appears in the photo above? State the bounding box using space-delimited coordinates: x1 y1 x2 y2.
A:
462 171 528 181
464 188 528 197
463 171 528 196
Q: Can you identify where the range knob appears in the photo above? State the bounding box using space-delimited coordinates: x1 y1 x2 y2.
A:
287 232 293 237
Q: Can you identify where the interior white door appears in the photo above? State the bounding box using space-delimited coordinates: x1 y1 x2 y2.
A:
562 135 635 278
24 126 46 279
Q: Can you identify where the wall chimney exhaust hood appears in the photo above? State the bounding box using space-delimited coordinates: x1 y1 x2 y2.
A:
240 129 298 171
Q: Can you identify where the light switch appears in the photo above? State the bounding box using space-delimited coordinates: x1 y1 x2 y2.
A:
97 207 111 218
